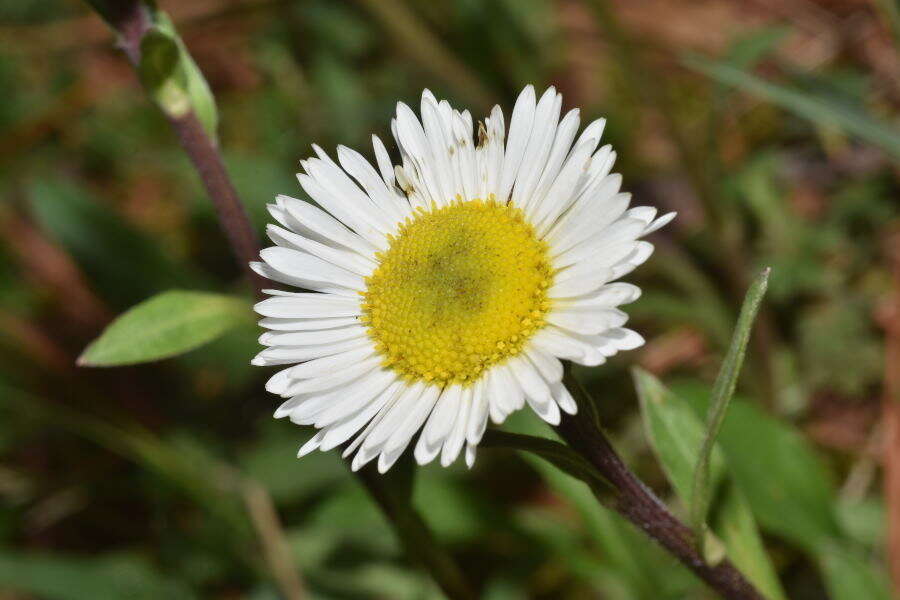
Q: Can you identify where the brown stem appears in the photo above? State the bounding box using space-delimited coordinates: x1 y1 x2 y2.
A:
169 112 267 294
91 0 265 294
557 370 764 600
85 2 472 598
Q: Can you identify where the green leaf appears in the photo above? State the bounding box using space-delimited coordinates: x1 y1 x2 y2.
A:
723 27 789 70
135 10 218 139
633 368 727 506
690 268 769 552
153 11 218 139
28 180 205 308
683 55 900 159
501 409 698 598
675 381 841 549
138 27 191 119
0 551 196 600
817 543 891 600
634 370 786 599
79 290 250 366
712 481 786 600
522 444 697 598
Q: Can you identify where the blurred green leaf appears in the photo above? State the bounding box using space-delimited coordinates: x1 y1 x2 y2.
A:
414 469 485 544
634 370 785 599
523 448 695 597
86 4 218 139
79 290 250 366
502 409 697 598
675 381 841 549
28 180 205 307
724 27 789 69
712 481 786 600
0 551 196 600
684 55 900 159
138 27 191 119
691 268 769 552
817 543 891 600
239 424 348 504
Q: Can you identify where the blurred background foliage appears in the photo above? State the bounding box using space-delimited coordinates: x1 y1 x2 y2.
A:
0 0 898 598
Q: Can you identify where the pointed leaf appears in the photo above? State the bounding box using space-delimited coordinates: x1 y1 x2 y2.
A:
691 268 769 552
79 291 250 366
635 370 786 599
676 382 841 549
634 368 727 506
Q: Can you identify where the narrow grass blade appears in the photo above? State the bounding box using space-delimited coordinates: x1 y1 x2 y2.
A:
690 268 770 553
684 55 900 160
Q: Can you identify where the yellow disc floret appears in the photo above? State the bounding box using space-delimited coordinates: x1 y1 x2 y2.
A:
361 198 553 386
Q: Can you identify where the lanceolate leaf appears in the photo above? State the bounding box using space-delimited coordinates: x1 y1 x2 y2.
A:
79 291 251 367
634 369 786 599
675 382 841 549
691 268 769 554
713 481 786 600
633 368 726 506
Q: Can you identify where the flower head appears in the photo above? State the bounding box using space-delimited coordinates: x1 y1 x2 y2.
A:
252 86 674 472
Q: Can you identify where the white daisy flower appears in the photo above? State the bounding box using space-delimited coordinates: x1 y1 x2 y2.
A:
252 86 675 473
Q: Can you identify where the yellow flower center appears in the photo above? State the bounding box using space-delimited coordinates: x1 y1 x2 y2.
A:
361 198 553 386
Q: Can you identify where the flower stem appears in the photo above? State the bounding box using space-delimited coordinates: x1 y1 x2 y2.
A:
85 2 473 597
557 369 764 600
88 0 265 295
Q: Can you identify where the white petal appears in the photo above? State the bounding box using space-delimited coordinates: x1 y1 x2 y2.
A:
250 261 357 297
465 443 477 469
550 381 578 415
645 211 676 235
497 85 536 202
266 224 375 276
440 387 472 467
250 336 370 366
287 345 376 379
466 378 489 445
314 368 398 429
523 346 563 383
422 385 463 446
545 307 628 336
254 294 360 319
532 138 598 235
384 384 441 455
258 316 361 331
602 327 646 350
260 247 365 292
278 194 377 257
512 87 560 211
283 355 381 396
297 431 326 457
507 355 558 425
561 282 642 308
524 108 580 219
360 381 427 456
259 325 367 347
318 381 401 451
